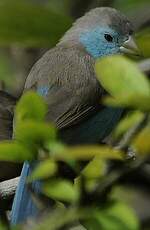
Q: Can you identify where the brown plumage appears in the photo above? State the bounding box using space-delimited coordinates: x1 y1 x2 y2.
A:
24 7 133 131
24 46 103 129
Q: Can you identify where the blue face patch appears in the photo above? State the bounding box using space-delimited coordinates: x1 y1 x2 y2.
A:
79 26 122 58
37 86 49 96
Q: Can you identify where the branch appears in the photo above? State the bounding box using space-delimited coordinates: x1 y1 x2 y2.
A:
112 114 149 158
0 177 19 199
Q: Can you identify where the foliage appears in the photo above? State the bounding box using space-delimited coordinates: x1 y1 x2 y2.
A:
2 54 150 229
95 55 150 111
0 1 150 230
0 0 72 47
136 29 150 58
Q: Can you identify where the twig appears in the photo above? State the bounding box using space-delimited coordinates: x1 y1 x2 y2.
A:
115 114 149 151
0 177 19 200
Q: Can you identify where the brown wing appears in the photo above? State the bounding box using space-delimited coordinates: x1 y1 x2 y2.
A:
24 46 104 129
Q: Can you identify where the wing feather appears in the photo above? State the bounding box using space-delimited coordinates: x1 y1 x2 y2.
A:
25 46 103 129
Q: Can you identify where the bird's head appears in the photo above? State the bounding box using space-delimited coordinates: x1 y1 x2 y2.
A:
59 7 139 58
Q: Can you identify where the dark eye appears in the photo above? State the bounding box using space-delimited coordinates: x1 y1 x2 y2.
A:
104 34 113 42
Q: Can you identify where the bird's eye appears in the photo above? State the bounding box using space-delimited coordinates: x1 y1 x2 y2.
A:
104 34 113 42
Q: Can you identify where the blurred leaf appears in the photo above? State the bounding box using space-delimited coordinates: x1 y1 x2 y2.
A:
48 141 67 155
114 0 150 13
84 201 139 230
15 120 56 150
82 155 107 179
52 145 124 161
0 0 72 47
75 157 107 193
28 159 57 182
95 55 150 98
132 123 150 155
15 92 47 123
0 223 8 230
136 29 150 58
104 94 150 111
0 54 15 86
111 186 139 210
95 55 150 111
29 207 83 230
0 141 32 162
113 111 144 139
43 179 79 202
47 0 71 15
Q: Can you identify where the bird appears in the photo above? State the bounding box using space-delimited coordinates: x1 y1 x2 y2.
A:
10 7 139 224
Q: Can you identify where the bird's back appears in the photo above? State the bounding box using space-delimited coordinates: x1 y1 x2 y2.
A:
24 45 104 130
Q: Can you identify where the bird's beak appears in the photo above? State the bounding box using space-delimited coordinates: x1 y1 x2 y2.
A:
120 36 141 56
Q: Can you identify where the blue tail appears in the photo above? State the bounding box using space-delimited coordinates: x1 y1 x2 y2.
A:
11 162 41 224
11 107 123 224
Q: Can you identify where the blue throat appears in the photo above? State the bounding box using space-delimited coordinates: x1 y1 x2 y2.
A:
79 26 120 58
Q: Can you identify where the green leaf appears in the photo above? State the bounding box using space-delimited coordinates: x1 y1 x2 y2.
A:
75 157 107 193
95 55 150 111
82 156 107 179
113 111 144 139
15 120 57 150
28 159 57 182
84 201 139 230
95 55 150 98
47 141 67 155
43 179 79 202
28 207 83 230
0 0 72 47
104 94 150 111
15 92 47 123
52 145 124 161
136 29 150 58
132 123 150 155
0 223 8 230
0 141 33 162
